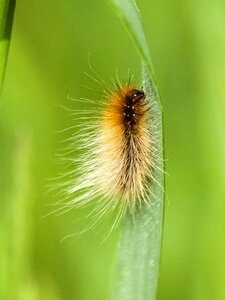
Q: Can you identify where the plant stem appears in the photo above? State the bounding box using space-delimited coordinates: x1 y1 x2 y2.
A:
110 1 164 299
0 0 16 96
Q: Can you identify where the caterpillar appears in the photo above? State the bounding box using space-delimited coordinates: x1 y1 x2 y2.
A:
53 76 158 234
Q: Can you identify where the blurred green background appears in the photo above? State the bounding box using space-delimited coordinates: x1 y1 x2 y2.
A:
1 0 225 299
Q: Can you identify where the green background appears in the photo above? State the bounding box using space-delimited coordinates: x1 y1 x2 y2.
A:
1 0 225 299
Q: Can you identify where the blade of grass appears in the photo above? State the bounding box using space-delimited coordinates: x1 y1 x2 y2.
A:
0 0 16 96
110 1 164 299
110 0 160 102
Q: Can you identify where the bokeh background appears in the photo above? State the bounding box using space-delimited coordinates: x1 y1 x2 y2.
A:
1 0 225 299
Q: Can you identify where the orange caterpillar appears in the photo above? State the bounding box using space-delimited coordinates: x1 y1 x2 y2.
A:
56 79 155 231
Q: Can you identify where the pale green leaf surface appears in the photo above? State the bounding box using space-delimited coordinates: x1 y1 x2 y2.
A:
110 1 164 299
110 0 158 95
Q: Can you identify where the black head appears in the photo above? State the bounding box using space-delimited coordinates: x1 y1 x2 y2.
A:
130 89 145 102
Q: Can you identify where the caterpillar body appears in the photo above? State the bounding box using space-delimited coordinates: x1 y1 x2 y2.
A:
55 78 157 233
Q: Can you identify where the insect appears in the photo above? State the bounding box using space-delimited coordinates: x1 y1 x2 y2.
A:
53 76 158 236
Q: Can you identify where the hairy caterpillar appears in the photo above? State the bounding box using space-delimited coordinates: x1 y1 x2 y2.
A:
53 76 159 234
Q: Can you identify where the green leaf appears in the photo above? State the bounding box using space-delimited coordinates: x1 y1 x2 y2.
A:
110 0 159 99
110 1 164 299
0 0 16 96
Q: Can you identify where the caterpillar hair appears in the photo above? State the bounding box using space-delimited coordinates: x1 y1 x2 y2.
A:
52 73 161 236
